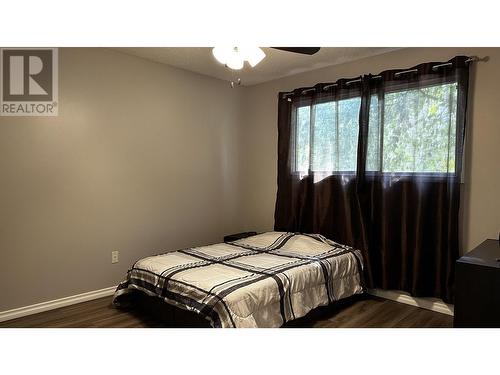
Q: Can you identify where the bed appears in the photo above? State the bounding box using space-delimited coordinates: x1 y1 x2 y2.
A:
112 231 365 328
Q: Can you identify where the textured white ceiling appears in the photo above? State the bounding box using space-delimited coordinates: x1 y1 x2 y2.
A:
115 47 399 86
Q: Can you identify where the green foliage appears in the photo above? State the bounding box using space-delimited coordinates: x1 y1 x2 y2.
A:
372 83 457 173
296 97 360 172
296 106 310 172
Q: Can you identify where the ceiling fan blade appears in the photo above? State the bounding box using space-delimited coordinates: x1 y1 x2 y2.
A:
272 47 321 55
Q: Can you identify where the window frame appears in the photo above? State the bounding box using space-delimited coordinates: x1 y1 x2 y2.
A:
290 78 462 179
367 80 460 177
291 94 362 176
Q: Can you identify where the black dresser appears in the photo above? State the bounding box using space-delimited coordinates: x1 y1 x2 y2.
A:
454 239 500 327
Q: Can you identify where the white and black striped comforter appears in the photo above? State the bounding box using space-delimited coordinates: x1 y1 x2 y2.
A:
112 232 364 328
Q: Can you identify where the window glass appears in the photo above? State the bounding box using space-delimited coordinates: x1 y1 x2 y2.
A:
295 97 360 174
293 82 458 176
374 83 458 173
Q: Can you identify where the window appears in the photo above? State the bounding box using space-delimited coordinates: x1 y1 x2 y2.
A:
367 82 458 174
293 82 458 176
278 57 469 305
294 97 361 174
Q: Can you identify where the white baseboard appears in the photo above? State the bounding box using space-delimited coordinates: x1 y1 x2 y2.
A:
0 286 117 323
368 288 454 316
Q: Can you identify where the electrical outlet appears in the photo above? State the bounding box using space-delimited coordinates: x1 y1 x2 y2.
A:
111 250 119 264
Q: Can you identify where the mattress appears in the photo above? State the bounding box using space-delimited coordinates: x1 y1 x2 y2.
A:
112 231 364 327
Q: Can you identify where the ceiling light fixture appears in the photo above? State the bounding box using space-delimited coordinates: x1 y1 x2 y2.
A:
212 47 266 70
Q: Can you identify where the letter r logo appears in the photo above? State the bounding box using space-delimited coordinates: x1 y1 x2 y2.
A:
2 49 53 101
0 48 58 116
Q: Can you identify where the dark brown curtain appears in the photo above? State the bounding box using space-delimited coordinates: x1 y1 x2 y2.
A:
275 56 469 303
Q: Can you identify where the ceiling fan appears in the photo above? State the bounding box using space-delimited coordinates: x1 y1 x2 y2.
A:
212 47 321 70
271 47 321 55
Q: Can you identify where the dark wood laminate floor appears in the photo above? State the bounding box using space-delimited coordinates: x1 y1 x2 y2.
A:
0 295 453 328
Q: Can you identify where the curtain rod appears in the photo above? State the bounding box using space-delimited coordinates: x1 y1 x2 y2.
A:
282 55 486 98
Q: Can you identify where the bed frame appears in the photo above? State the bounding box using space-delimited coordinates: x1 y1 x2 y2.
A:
121 290 365 328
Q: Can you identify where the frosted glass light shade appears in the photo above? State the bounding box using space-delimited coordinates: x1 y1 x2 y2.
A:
212 47 265 70
212 47 230 64
225 49 244 70
242 47 265 67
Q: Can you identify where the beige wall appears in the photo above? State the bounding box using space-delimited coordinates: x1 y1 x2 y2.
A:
0 48 246 311
239 47 500 256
